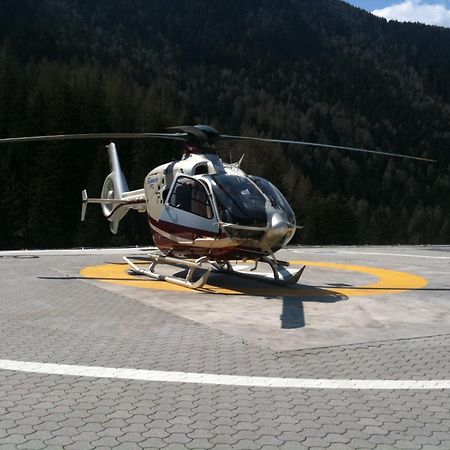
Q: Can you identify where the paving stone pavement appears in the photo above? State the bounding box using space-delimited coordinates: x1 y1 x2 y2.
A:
0 249 449 449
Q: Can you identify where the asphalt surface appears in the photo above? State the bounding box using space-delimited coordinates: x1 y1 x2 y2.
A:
0 246 449 449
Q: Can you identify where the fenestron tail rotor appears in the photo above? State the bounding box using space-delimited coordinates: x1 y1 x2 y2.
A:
0 125 436 163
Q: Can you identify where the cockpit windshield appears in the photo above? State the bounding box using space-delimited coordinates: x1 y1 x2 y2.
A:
209 174 267 227
249 176 296 225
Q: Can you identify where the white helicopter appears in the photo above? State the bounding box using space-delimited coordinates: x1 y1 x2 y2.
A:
0 125 434 288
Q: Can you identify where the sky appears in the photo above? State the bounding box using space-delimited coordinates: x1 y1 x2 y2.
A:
344 0 450 27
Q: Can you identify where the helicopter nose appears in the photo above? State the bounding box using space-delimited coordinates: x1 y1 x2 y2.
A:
271 212 288 234
264 211 289 249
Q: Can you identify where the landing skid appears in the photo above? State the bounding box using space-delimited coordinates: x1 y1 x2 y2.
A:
213 256 305 287
123 253 211 289
123 253 304 290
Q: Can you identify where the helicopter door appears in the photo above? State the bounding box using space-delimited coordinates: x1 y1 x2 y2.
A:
160 175 218 241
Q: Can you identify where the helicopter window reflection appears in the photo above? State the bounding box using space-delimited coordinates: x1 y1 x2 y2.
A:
210 175 267 227
168 177 213 219
249 176 295 224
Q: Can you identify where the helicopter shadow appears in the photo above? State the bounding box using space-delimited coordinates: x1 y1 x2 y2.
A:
280 297 306 329
278 291 346 329
179 269 349 330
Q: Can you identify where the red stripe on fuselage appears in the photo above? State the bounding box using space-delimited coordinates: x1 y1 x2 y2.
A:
148 215 219 239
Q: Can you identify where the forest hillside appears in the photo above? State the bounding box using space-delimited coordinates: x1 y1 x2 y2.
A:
0 0 449 248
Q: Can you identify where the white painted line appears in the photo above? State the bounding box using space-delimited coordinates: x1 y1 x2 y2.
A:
0 359 449 390
337 251 450 260
294 250 450 260
0 247 157 257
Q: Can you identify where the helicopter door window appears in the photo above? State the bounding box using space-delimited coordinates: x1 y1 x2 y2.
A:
168 177 213 219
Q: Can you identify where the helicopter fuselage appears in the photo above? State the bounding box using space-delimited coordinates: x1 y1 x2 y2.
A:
144 150 297 260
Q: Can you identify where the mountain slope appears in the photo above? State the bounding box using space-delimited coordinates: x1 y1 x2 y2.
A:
0 0 449 248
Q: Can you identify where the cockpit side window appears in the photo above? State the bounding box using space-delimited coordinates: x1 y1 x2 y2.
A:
168 176 213 219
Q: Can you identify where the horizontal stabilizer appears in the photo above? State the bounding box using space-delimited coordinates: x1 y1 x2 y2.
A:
81 189 146 222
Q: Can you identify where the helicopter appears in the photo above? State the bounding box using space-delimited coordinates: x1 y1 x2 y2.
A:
0 125 435 289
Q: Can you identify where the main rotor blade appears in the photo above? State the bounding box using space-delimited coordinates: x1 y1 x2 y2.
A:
0 129 437 163
0 132 189 144
221 135 437 163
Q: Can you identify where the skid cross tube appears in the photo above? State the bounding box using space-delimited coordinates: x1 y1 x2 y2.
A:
123 254 211 289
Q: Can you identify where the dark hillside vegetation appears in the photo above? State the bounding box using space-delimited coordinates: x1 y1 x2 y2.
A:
0 0 449 248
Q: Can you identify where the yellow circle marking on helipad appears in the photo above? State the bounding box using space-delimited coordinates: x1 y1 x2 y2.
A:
80 260 428 297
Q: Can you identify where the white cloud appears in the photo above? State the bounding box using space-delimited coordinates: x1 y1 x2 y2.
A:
372 0 450 27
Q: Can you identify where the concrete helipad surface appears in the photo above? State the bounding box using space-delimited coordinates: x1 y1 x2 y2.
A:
0 245 450 449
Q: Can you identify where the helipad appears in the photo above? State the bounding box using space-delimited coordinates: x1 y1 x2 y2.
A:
80 259 428 296
77 249 440 351
0 246 449 449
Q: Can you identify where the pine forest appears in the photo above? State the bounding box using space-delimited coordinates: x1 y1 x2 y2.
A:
0 0 449 249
